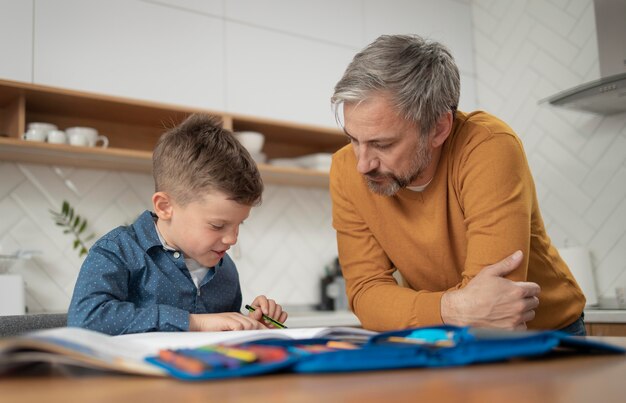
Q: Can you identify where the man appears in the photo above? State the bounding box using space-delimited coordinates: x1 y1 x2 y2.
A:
330 34 585 334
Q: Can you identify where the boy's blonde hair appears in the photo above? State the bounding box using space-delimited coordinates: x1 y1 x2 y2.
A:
152 113 263 206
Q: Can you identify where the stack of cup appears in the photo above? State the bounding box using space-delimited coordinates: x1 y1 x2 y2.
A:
66 127 109 148
22 122 67 144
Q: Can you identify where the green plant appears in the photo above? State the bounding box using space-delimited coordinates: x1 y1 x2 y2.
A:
50 200 95 258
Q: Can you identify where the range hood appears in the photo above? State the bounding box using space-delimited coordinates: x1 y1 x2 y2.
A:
542 0 626 115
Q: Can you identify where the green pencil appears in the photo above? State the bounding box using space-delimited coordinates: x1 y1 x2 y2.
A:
245 304 288 329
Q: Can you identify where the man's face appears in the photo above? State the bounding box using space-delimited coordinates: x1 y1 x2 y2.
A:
343 96 433 196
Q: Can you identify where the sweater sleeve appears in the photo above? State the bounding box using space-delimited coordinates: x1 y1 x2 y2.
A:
453 131 533 285
330 151 445 331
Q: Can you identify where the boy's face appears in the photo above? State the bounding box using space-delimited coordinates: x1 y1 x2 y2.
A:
154 190 252 268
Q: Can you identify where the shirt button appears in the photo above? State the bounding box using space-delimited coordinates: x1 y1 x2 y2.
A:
173 252 180 259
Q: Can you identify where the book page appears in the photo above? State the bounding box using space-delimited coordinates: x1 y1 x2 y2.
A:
0 327 163 375
116 327 377 353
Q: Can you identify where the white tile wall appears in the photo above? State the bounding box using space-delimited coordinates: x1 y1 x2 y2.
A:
0 162 337 313
471 0 626 299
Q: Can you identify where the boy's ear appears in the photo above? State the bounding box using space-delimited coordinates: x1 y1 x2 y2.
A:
152 192 174 220
430 111 453 148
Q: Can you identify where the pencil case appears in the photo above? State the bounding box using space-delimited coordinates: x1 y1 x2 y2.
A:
144 325 625 380
247 325 625 373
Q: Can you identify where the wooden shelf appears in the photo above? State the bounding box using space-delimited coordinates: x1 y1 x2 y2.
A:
0 137 152 172
0 79 347 188
0 137 331 187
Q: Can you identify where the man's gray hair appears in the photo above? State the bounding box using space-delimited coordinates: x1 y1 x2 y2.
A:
332 34 460 135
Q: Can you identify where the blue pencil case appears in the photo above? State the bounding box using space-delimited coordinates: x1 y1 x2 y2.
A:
144 325 625 380
247 325 625 373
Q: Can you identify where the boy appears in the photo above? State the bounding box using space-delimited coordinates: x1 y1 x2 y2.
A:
68 114 288 335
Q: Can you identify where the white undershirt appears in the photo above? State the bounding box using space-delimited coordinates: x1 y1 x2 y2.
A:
405 177 434 192
153 221 208 288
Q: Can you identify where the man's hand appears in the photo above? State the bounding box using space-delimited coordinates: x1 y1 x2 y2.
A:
188 312 265 332
441 250 540 330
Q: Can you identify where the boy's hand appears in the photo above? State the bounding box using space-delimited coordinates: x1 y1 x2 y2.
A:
188 312 265 331
248 295 288 328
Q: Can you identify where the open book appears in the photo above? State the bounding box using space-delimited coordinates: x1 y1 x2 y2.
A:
0 326 375 376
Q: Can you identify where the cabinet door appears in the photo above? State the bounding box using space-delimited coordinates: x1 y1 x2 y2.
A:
33 0 224 110
225 0 363 48
226 22 356 128
589 324 626 337
363 0 477 111
0 0 33 82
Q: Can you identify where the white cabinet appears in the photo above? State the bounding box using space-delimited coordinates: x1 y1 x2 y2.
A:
142 0 224 16
0 0 33 83
363 0 477 111
225 22 356 128
33 0 225 110
225 0 364 48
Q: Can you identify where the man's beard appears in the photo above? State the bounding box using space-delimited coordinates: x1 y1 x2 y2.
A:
364 138 432 196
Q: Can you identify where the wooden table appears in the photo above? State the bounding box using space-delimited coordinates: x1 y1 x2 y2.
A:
2 337 626 403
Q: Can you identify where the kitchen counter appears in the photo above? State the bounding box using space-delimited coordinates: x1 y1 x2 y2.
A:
584 308 626 323
285 308 626 327
584 297 626 324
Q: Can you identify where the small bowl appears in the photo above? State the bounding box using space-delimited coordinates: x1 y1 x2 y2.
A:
234 131 265 154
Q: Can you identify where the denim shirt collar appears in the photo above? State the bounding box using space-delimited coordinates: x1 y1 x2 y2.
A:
131 210 164 252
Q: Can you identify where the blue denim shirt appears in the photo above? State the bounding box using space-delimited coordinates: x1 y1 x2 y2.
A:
67 210 242 335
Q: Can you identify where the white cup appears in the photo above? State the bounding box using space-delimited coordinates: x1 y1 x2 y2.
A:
22 128 47 142
27 122 57 133
66 127 109 148
46 129 67 144
234 131 265 154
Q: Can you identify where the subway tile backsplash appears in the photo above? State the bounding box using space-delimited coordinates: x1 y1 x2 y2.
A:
0 162 337 313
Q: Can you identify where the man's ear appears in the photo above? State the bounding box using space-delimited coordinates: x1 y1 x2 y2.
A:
152 192 174 220
430 111 453 148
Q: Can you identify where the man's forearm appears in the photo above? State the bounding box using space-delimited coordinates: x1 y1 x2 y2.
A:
440 289 466 326
438 251 540 330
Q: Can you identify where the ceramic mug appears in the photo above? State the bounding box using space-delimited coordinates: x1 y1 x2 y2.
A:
22 128 47 142
27 122 57 133
234 131 265 154
46 129 67 144
66 127 109 148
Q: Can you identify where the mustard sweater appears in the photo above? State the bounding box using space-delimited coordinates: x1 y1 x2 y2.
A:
330 111 585 331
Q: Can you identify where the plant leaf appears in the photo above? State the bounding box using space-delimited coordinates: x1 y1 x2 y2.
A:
63 229 71 234
79 220 87 234
73 216 80 229
73 239 80 249
62 201 69 216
